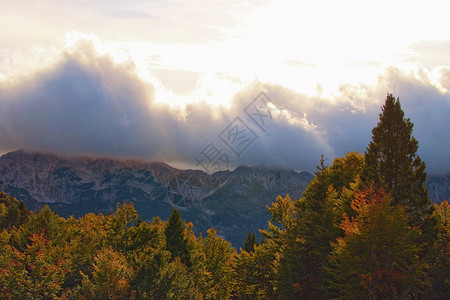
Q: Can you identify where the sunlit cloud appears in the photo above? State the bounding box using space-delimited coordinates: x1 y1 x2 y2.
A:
0 0 449 174
0 40 448 174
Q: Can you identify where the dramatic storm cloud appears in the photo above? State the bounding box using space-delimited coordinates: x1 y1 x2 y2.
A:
0 42 449 174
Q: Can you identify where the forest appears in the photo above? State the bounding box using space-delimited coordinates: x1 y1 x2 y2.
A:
0 94 449 299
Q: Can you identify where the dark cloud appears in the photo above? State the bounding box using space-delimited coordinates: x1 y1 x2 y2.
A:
0 44 449 175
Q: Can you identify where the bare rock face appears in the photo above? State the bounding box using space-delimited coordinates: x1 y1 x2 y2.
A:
0 150 313 247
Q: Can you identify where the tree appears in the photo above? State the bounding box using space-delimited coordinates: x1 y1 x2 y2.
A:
106 202 139 250
132 247 172 298
12 205 67 251
243 232 257 253
80 247 134 300
0 191 31 230
201 228 235 299
64 212 109 290
233 194 297 299
363 93 431 225
153 257 201 299
327 185 427 298
0 233 70 299
427 200 450 298
276 152 364 298
233 242 278 299
165 207 191 267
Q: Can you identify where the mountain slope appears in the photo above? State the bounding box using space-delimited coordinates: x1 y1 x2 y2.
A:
427 174 450 204
0 150 313 247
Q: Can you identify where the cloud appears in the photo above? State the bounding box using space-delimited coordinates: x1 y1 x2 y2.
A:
0 41 449 175
409 39 450 69
0 41 235 163
0 0 248 46
284 60 315 68
234 67 450 174
0 42 329 172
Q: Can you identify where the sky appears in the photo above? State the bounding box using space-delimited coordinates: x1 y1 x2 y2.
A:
0 0 449 174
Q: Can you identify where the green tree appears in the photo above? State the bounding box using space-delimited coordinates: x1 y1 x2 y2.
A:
276 152 364 298
233 241 278 299
427 200 450 298
132 247 172 298
64 212 109 291
233 194 298 299
327 185 427 298
80 247 134 299
12 205 67 250
363 93 431 225
243 232 257 253
0 230 12 269
201 228 235 299
165 207 191 267
107 203 138 245
153 257 201 299
0 191 31 230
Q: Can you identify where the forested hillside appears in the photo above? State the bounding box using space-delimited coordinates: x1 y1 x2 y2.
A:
0 94 449 299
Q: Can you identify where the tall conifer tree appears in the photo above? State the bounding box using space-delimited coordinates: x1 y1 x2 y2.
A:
363 93 431 225
243 232 257 253
164 207 191 267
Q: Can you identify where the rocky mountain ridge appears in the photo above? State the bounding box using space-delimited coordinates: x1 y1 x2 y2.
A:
0 150 313 246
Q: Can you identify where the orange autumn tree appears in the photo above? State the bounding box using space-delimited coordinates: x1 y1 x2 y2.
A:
0 233 70 299
327 185 427 298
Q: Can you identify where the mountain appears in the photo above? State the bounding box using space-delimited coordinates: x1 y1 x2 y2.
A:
1 150 447 246
0 150 313 247
426 174 450 204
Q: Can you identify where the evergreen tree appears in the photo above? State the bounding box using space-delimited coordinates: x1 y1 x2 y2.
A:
243 232 257 253
164 207 191 267
0 191 31 230
276 152 364 298
363 93 431 225
233 241 278 299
